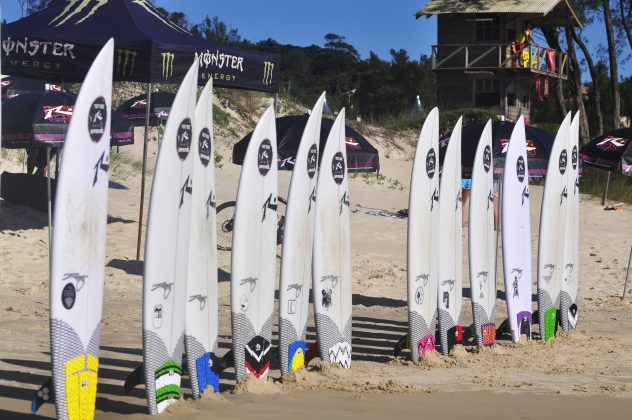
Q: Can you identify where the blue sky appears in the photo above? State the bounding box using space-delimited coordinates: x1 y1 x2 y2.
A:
2 0 630 77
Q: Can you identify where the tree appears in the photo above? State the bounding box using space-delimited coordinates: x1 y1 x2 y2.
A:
603 0 621 129
190 16 242 46
571 29 604 135
565 26 590 144
541 27 568 117
618 0 632 52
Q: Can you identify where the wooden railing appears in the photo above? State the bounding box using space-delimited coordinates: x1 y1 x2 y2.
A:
431 43 568 79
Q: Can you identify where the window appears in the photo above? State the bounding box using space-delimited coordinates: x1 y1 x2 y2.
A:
475 18 500 41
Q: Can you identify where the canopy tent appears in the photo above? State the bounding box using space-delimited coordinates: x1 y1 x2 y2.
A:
1 0 281 91
232 115 380 173
579 127 632 174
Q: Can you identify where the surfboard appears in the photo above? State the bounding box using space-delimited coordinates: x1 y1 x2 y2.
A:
537 112 572 341
231 105 277 381
184 79 219 397
560 111 580 332
469 120 497 347
407 107 440 361
278 92 325 375
502 116 532 343
142 61 198 414
437 117 463 356
313 108 352 368
48 39 113 420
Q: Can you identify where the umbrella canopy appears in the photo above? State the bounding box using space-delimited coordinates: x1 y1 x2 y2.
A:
1 0 280 91
1 90 133 148
439 120 554 177
117 91 174 126
1 75 62 100
579 127 632 175
232 114 380 173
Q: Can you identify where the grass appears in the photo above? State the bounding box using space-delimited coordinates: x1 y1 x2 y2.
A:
580 166 632 204
213 104 231 129
110 151 147 180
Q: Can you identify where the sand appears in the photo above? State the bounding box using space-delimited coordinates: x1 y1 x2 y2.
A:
1 116 631 419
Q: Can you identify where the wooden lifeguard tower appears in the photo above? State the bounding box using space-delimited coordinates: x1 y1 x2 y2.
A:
416 0 582 121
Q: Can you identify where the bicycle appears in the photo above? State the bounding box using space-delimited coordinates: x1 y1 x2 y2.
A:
216 196 287 251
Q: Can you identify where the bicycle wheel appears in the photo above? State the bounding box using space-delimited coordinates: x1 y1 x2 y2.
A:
216 201 236 251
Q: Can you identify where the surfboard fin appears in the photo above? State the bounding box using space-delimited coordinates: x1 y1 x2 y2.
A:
393 333 410 357
304 341 320 366
31 378 53 413
123 364 144 395
211 351 234 375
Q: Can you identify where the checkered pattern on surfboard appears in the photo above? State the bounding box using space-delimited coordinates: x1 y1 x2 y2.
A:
409 310 435 361
437 308 456 356
537 289 555 340
472 301 494 347
50 319 101 420
559 291 576 332
142 329 184 414
314 313 352 362
279 317 307 376
231 312 273 381
184 335 217 398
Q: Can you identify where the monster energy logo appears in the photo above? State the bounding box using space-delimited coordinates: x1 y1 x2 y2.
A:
162 52 175 80
263 61 275 86
50 0 109 26
116 49 137 77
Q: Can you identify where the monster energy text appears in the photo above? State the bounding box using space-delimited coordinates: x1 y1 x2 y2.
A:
195 50 244 71
2 37 77 59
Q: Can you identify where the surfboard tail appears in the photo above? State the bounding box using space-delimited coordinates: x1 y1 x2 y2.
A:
31 378 53 414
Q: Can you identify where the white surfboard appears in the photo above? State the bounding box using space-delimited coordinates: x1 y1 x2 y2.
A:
407 107 440 361
502 116 532 343
537 112 572 341
278 92 325 375
142 62 198 414
469 120 497 347
437 117 463 356
313 109 352 369
560 112 580 332
49 39 113 420
184 79 219 397
231 105 277 381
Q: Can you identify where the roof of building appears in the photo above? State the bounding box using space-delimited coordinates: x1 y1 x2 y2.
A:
416 0 582 27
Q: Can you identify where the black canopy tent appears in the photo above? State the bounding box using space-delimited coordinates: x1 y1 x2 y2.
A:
1 0 281 259
233 115 380 173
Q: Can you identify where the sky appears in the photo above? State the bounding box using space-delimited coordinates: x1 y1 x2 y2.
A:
1 0 630 77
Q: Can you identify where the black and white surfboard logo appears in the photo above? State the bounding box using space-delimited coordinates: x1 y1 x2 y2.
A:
483 145 492 173
332 152 345 184
258 139 272 176
572 145 578 169
176 118 192 160
88 96 107 142
516 156 526 182
426 148 436 178
307 144 318 179
198 127 211 167
61 283 76 310
559 149 568 174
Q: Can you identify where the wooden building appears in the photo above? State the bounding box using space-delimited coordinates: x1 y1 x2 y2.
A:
416 0 582 121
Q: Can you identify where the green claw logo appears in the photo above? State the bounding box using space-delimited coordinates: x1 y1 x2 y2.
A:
162 52 175 80
263 61 275 86
116 49 137 77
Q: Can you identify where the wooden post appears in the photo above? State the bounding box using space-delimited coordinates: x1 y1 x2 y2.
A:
136 83 152 261
623 245 632 299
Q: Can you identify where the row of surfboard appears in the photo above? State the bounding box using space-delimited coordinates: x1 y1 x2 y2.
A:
405 107 580 361
37 41 353 419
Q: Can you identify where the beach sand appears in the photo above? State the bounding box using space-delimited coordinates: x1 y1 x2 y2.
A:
1 120 631 419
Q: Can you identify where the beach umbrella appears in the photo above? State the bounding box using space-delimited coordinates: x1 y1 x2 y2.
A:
117 91 175 126
1 91 134 148
439 120 554 178
1 75 61 100
579 127 632 175
232 114 380 173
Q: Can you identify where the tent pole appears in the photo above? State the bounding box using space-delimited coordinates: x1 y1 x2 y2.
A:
623 244 632 300
601 171 611 205
46 146 52 271
136 83 152 260
274 93 278 114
